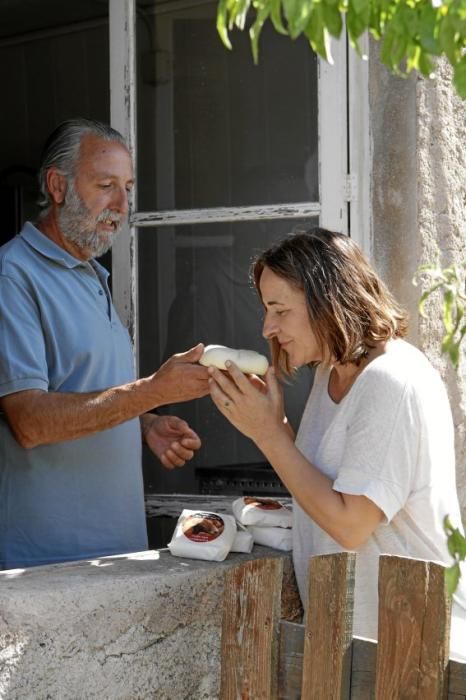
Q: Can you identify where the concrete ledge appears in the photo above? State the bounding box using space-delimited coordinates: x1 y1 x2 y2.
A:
0 547 301 700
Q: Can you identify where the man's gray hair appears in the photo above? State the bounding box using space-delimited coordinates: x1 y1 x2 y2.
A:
37 118 127 215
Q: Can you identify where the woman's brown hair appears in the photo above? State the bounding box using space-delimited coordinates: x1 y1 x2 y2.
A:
253 228 409 375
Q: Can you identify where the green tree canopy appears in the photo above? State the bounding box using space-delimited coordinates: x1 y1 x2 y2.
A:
217 0 466 98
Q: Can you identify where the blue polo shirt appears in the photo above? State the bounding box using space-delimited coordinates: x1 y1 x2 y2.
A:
0 222 148 569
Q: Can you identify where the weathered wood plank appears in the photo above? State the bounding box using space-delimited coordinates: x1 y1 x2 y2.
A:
375 556 451 699
301 552 356 699
220 557 283 700
276 625 465 698
132 202 321 227
449 660 466 695
351 638 377 700
278 620 304 699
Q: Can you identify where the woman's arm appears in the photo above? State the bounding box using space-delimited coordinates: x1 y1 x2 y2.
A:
208 362 383 549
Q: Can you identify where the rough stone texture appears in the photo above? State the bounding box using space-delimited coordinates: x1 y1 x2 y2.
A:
0 547 298 700
415 58 466 520
370 42 466 521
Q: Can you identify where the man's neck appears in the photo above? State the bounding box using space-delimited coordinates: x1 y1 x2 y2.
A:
36 212 90 262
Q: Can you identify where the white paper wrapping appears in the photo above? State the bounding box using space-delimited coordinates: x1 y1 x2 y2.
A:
230 525 254 553
168 509 237 561
232 496 293 528
248 525 293 551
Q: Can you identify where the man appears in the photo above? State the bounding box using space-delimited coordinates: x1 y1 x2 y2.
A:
0 118 210 570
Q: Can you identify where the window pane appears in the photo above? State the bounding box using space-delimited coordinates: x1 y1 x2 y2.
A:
138 218 317 494
136 0 319 210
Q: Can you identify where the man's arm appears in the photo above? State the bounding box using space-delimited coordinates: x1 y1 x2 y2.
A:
1 345 209 449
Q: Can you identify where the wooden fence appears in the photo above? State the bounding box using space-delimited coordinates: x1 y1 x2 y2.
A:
220 553 466 699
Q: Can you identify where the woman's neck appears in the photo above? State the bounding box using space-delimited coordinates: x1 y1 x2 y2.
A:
328 340 391 403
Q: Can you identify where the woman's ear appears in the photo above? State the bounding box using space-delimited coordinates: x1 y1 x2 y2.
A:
45 168 68 205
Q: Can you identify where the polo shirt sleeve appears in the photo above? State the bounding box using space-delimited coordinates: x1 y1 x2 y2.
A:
0 274 49 397
332 371 419 523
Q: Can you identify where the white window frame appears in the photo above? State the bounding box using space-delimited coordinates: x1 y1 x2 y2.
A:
109 0 371 351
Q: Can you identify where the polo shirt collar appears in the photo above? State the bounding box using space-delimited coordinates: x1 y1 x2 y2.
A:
20 221 109 279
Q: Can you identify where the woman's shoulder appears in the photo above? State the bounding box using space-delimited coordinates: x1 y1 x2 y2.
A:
358 339 441 396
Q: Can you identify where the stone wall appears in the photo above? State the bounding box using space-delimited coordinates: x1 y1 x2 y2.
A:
370 45 466 520
0 548 300 700
416 58 466 518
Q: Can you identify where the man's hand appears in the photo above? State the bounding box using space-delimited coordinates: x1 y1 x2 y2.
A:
141 413 202 469
149 344 210 407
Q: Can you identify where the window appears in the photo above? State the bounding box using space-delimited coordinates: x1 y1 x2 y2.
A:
109 0 365 495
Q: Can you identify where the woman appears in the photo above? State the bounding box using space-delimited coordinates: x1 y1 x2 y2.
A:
207 227 466 660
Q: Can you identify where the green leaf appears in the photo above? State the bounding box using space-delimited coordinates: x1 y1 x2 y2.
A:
347 8 368 44
351 0 369 17
438 16 460 64
444 514 454 533
418 49 434 78
283 0 312 38
229 0 251 31
448 342 460 368
216 0 233 49
322 2 343 38
453 55 466 99
446 523 466 559
270 0 288 35
305 5 327 58
443 289 455 334
445 562 461 596
418 287 437 318
418 4 440 55
250 5 271 63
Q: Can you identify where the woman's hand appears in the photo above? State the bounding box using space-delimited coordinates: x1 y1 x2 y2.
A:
208 362 286 443
140 413 202 469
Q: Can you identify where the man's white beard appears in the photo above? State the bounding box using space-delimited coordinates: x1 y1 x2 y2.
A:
58 180 123 258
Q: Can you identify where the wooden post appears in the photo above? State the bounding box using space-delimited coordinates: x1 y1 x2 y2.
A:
278 620 305 699
220 557 283 700
375 555 451 699
301 552 356 699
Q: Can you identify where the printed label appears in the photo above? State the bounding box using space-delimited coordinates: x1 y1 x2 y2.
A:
244 497 283 510
182 512 225 542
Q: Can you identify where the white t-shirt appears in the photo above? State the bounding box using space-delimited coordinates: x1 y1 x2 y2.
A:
293 339 466 661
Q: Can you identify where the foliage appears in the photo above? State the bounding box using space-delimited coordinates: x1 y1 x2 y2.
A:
216 0 466 99
414 262 466 595
444 515 466 595
414 260 466 368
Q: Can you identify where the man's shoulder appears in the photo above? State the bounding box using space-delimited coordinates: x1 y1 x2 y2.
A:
0 234 28 277
0 225 50 282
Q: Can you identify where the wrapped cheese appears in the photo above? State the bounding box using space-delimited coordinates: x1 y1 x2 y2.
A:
168 509 236 562
231 523 254 553
232 496 292 528
248 525 293 552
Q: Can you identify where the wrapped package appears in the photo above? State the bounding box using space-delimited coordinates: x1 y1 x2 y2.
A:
168 509 236 562
248 525 293 552
231 523 254 553
232 496 292 528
